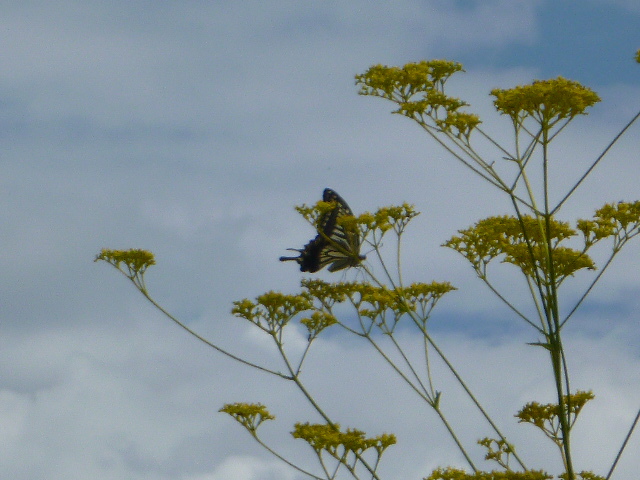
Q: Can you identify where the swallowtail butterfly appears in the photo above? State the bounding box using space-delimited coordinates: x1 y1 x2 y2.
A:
280 188 365 273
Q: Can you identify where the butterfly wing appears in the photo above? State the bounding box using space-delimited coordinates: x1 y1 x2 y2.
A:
319 189 364 272
280 188 365 273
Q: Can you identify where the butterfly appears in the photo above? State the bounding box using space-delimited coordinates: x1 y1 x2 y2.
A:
280 188 365 273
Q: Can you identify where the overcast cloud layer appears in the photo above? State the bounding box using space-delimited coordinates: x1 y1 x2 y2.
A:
1 1 639 479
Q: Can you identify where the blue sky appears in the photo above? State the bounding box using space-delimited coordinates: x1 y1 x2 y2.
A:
0 1 639 479
464 2 640 84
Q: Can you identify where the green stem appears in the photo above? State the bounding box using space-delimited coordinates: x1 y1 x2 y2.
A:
414 119 533 208
128 274 290 379
419 324 527 470
560 245 620 328
553 109 640 214
386 333 433 399
431 402 478 472
479 274 542 332
290 375 382 480
606 407 640 480
361 332 431 402
271 333 382 480
364 264 527 471
250 432 326 480
423 334 438 400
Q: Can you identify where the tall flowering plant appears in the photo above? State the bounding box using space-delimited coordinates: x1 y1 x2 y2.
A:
96 51 640 480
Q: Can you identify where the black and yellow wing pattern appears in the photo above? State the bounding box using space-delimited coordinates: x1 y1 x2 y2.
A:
280 188 365 273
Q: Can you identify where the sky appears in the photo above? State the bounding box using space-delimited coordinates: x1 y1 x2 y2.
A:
0 1 639 479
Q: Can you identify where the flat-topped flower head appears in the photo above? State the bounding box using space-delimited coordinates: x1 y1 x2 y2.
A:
491 77 600 126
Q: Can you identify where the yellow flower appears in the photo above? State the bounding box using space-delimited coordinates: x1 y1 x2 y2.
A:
491 77 600 126
219 403 274 432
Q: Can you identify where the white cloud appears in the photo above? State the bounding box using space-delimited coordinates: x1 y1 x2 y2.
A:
2 313 637 479
183 455 300 480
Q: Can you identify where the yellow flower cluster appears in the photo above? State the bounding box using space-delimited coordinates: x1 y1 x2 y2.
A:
491 77 600 126
444 216 596 287
516 390 594 430
355 60 463 99
578 201 640 249
425 467 553 480
94 248 155 276
294 199 419 241
94 248 156 291
300 311 338 339
232 292 313 334
300 279 455 328
355 60 481 140
219 403 275 433
291 422 396 456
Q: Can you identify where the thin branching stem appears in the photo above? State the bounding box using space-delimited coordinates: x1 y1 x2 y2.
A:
295 340 315 377
396 232 404 287
276 340 383 480
606 407 640 480
422 334 437 399
560 251 618 328
553 109 640 214
479 274 541 332
250 432 326 480
131 278 290 379
364 261 527 470
361 333 431 403
414 120 506 190
385 332 433 400
420 320 528 470
474 125 514 160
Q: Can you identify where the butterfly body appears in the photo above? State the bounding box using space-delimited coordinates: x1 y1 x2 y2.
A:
280 188 365 273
